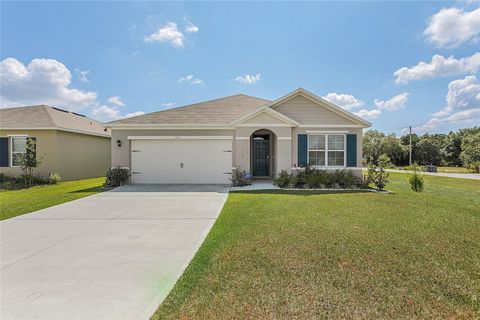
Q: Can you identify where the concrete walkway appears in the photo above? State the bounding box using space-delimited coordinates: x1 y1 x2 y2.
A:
1 185 229 320
385 169 480 180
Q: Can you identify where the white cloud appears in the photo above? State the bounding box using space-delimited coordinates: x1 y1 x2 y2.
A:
91 105 121 120
408 75 480 134
91 105 145 122
424 7 480 47
394 53 480 84
353 109 382 120
125 111 145 118
322 92 364 110
161 102 176 108
144 22 185 47
184 17 199 34
374 92 409 111
234 73 261 84
0 57 97 109
76 69 90 82
108 95 125 107
178 74 203 85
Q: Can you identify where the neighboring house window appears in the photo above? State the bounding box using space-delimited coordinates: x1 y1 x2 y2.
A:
11 137 27 167
308 134 345 167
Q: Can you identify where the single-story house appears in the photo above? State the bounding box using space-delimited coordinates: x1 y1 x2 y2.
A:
0 105 111 181
106 88 371 184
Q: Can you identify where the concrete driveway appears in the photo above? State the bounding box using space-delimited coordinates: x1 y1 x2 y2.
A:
1 185 229 320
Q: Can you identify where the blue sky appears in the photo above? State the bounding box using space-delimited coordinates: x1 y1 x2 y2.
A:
1 1 479 135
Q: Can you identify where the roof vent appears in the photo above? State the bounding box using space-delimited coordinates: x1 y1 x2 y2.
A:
52 107 69 113
72 112 86 118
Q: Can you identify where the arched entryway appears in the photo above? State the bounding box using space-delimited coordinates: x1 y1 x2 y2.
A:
250 129 276 179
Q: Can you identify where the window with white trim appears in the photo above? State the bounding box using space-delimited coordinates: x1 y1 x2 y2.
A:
308 134 345 167
11 137 27 167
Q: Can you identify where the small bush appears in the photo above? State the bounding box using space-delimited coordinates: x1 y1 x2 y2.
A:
105 167 130 187
0 173 47 190
231 168 253 186
409 173 424 192
49 172 61 184
409 164 424 192
274 168 365 190
273 170 291 188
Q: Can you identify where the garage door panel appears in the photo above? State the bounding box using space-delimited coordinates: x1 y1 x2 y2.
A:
131 139 232 184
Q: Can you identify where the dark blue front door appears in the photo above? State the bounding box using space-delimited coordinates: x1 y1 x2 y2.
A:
253 140 269 176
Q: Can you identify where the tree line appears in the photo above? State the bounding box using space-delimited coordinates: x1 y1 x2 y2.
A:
362 127 480 168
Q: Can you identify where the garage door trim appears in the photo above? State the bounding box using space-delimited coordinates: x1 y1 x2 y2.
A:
128 136 232 140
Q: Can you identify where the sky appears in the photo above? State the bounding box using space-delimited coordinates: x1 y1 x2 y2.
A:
1 1 479 135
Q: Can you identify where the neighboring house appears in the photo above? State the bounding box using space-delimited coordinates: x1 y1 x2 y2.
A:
0 105 111 181
106 88 371 184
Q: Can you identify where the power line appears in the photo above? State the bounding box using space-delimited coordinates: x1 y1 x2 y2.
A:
375 115 480 133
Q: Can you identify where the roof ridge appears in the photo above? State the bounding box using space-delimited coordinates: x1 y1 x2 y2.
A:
42 105 59 128
158 93 266 112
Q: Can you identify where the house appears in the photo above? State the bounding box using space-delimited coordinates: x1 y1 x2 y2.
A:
0 105 111 181
106 88 371 184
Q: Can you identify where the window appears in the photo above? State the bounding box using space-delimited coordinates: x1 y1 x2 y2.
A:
308 134 345 167
327 135 345 166
11 137 27 167
308 134 325 166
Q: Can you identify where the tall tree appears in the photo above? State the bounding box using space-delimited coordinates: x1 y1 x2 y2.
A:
362 130 385 165
460 131 480 166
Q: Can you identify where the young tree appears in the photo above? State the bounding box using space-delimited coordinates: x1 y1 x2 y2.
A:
19 138 43 186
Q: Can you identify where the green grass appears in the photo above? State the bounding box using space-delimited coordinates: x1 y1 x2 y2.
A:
153 173 480 319
0 177 106 220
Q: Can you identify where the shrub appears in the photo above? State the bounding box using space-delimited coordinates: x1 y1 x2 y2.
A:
49 172 61 184
466 161 480 173
231 168 253 186
409 173 424 192
0 173 47 190
105 167 130 187
409 164 424 192
274 168 365 190
273 170 291 188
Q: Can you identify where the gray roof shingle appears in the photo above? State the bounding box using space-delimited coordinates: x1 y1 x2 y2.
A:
106 94 270 126
0 105 110 136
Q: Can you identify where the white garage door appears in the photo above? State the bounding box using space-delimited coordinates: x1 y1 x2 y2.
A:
130 137 232 184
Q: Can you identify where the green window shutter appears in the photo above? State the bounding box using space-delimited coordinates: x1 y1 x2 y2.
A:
297 134 308 167
0 137 9 167
346 134 357 167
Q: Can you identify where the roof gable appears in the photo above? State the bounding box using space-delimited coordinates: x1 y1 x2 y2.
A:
230 106 299 127
267 88 371 127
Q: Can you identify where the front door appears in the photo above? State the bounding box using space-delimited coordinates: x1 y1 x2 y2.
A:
253 139 269 176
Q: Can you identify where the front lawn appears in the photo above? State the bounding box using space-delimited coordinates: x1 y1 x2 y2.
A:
0 177 106 220
153 173 480 319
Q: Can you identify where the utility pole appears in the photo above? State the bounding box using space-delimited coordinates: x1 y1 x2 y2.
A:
409 126 412 166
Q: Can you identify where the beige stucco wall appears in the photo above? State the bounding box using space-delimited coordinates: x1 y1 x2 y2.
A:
0 130 58 179
55 131 111 180
0 129 110 181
